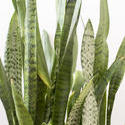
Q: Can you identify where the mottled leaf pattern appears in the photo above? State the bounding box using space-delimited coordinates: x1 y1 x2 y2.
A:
81 19 95 82
81 20 99 125
4 12 22 97
66 80 94 125
67 71 84 117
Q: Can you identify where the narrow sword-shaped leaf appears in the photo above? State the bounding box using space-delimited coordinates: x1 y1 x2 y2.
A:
95 57 125 104
56 0 67 30
59 0 77 61
24 0 37 121
52 30 75 125
0 59 14 125
4 12 22 97
94 0 110 124
11 79 33 125
107 37 125 125
81 19 99 125
42 30 55 76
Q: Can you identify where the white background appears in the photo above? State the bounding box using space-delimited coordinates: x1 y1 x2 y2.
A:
0 0 125 125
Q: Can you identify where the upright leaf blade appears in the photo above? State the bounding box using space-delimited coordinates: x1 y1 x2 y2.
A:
94 0 110 124
42 30 55 76
11 80 34 125
107 37 125 125
4 12 22 97
66 79 94 125
0 59 14 125
80 20 99 125
24 0 37 121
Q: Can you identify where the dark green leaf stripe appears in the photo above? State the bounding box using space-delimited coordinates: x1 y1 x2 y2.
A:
94 0 109 76
52 30 75 125
24 0 37 121
4 12 22 97
95 57 125 104
35 76 47 125
0 59 14 125
59 0 77 61
11 79 34 125
94 0 109 124
107 37 125 125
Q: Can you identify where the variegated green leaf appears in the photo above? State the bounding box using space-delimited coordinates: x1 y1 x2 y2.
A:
35 76 47 125
67 71 84 117
59 0 77 61
107 37 125 125
11 79 33 125
95 57 125 104
66 79 95 125
52 1 81 124
81 19 95 82
94 0 110 124
4 12 22 97
24 0 37 121
0 59 14 125
80 19 99 125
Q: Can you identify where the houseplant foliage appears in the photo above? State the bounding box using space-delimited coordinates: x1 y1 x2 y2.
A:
0 0 125 125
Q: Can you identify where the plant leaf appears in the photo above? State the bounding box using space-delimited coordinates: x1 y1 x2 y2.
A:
95 57 125 104
42 30 55 76
94 0 110 124
4 12 22 97
11 79 34 125
81 19 95 82
24 0 37 121
66 78 95 125
52 0 81 123
67 71 84 117
0 59 14 125
56 0 67 30
107 37 125 125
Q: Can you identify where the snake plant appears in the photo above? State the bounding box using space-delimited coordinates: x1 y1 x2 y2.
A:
0 0 125 125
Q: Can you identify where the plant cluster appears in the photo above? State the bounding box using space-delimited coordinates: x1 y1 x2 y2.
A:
0 0 125 125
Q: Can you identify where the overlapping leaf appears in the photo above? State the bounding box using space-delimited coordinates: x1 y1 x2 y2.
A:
24 0 37 121
94 0 110 124
11 80 33 125
0 59 14 125
107 37 125 125
52 0 81 124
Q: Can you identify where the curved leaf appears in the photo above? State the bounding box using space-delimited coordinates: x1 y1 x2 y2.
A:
66 79 95 125
0 59 14 125
67 71 84 117
94 0 110 124
107 37 125 125
11 80 33 125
